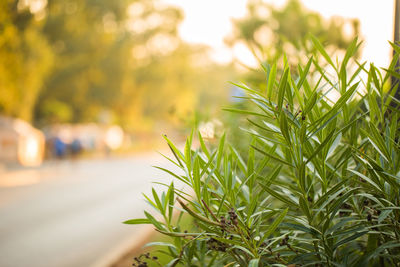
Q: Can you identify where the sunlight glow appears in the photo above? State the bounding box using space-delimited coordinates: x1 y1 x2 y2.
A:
162 0 394 68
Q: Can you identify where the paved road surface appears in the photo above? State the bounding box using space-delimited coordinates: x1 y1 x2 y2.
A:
0 153 180 267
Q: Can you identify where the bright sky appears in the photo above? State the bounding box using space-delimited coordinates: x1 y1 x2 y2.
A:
162 0 395 68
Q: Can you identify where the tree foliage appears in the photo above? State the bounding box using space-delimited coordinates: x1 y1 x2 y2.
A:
0 0 235 130
0 0 53 121
226 0 360 87
36 0 186 125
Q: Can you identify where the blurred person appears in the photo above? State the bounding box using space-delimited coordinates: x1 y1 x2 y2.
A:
53 136 67 159
70 138 83 158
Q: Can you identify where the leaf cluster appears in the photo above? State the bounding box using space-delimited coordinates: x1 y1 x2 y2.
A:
126 38 400 266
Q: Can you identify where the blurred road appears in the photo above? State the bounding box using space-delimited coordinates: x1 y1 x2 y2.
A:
0 153 180 267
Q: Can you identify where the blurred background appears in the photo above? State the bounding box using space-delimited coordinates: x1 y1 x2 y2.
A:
0 0 394 166
0 0 396 266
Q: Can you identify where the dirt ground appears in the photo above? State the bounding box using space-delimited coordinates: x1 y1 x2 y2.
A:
110 228 157 267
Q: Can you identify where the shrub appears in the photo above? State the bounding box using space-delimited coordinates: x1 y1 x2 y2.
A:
125 37 400 266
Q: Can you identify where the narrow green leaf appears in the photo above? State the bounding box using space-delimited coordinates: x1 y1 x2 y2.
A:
302 89 318 117
314 187 347 219
198 130 210 159
259 208 288 244
247 140 255 177
167 183 174 222
310 34 335 69
299 196 312 221
143 242 177 249
184 130 193 170
263 121 281 133
341 38 359 71
305 130 335 164
248 258 260 267
311 81 359 133
363 122 391 162
267 63 277 100
378 209 392 223
123 218 151 224
152 188 164 214
307 111 340 141
326 132 342 159
325 217 354 236
383 48 400 82
297 56 313 91
286 71 294 108
277 68 289 114
216 133 226 169
280 111 291 144
163 135 184 167
252 145 295 168
260 165 282 187
223 108 270 118
166 258 180 267
370 64 382 94
314 180 347 208
247 119 278 134
366 241 400 261
349 61 366 84
199 151 217 178
231 245 254 257
229 82 258 95
143 193 158 211
193 156 201 198
144 211 164 230
339 38 359 92
281 222 320 236
153 166 191 186
328 188 359 222
333 231 368 251
259 183 297 206
177 198 222 227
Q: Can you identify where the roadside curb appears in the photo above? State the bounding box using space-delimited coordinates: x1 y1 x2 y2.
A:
91 224 156 267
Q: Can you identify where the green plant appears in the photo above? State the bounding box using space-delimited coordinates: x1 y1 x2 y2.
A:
125 37 400 266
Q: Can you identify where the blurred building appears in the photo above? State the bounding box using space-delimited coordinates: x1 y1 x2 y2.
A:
0 116 45 166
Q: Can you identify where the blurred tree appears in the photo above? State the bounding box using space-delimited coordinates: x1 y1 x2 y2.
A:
0 0 235 132
0 0 53 122
225 0 360 87
119 44 235 132
34 0 234 133
35 0 183 125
